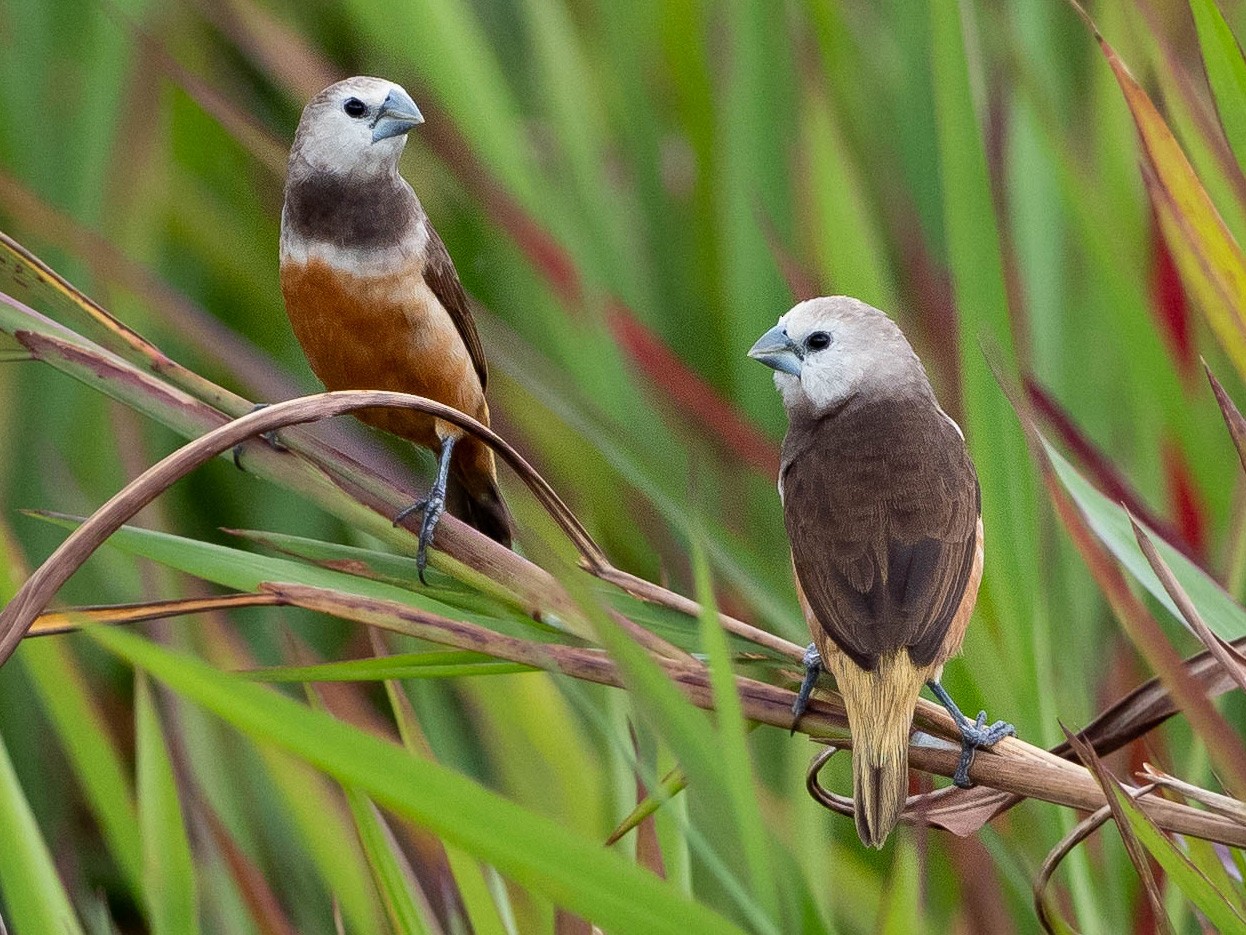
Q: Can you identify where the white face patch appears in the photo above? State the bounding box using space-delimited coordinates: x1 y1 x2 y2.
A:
768 296 928 416
290 77 411 181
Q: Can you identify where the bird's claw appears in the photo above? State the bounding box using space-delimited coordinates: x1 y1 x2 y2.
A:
926 680 1013 789
950 713 1015 788
231 404 288 470
415 493 446 584
791 643 823 734
393 494 445 585
393 498 429 527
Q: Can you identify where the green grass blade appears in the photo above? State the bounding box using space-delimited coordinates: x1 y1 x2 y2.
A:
18 638 143 900
930 0 1041 648
689 537 778 923
243 651 535 683
136 674 200 934
343 789 431 935
1048 442 1246 637
250 745 384 934
380 675 510 935
1190 0 1246 173
85 626 747 935
1109 779 1246 932
800 85 897 310
557 570 776 934
0 728 85 935
29 514 557 643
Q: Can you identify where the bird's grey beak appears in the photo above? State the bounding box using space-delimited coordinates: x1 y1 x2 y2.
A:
748 323 802 376
372 87 425 143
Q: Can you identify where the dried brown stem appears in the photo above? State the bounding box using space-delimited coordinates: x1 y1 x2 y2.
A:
0 391 595 663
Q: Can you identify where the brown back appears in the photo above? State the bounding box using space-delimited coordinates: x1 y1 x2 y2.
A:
781 392 979 670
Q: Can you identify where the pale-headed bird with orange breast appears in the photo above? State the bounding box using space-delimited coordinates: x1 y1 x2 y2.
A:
749 296 1013 848
279 77 512 578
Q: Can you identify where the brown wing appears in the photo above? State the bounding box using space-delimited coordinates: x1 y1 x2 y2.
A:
781 394 980 671
422 217 488 391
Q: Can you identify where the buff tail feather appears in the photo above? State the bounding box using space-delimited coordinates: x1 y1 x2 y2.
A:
827 649 927 848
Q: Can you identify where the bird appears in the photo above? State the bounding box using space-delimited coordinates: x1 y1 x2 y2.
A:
278 76 513 579
748 296 1013 848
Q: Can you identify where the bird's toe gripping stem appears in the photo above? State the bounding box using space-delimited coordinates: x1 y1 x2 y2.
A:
926 680 1014 789
393 492 446 584
393 436 457 585
790 643 823 733
231 403 289 470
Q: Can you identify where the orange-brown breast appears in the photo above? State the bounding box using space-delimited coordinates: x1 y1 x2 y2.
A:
280 256 489 454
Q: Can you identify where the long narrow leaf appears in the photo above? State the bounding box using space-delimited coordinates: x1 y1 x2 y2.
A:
136 674 200 935
1079 4 1246 379
0 730 84 935
20 639 143 896
244 651 534 683
1190 0 1246 174
690 539 778 922
86 626 747 935
1048 444 1246 638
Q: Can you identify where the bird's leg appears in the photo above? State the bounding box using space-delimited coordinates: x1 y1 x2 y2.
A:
393 435 457 584
790 643 823 734
926 680 1015 789
232 403 289 470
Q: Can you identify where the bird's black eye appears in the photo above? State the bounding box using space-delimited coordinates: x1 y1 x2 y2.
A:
806 331 832 352
343 98 367 118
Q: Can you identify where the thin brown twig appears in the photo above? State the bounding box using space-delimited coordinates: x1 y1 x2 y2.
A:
1138 764 1246 826
1033 785 1157 935
1131 512 1246 696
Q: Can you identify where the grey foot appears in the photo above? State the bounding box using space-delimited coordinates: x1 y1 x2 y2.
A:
927 680 1014 788
393 492 445 585
791 644 822 734
232 403 287 470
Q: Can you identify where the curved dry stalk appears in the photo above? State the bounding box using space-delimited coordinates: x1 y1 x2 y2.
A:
0 391 599 664
805 739 1246 846
6 311 797 666
1033 787 1155 935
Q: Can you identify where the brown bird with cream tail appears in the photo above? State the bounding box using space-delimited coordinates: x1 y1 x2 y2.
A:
749 296 1013 848
279 77 512 579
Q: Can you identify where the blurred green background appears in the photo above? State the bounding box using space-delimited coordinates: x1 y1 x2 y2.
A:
3 0 1246 931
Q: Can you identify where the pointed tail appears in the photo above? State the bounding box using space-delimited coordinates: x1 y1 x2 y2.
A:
829 650 925 848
